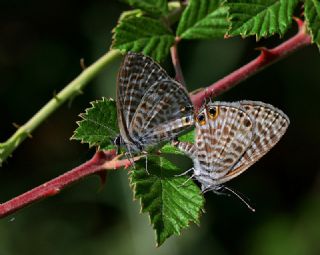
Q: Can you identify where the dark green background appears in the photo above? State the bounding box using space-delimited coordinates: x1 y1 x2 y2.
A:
1 1 320 254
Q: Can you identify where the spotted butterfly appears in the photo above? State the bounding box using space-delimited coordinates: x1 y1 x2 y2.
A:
174 100 290 194
115 52 194 154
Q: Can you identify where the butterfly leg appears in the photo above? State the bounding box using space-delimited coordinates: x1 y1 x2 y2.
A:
174 167 194 177
202 185 231 196
178 173 195 188
144 152 149 175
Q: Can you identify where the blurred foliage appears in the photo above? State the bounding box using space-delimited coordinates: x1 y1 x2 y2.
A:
0 0 320 254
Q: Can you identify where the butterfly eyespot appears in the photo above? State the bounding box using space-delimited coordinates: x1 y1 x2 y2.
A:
197 114 206 125
208 106 219 119
182 116 190 124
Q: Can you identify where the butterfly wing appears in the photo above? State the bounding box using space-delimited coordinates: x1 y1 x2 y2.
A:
194 102 254 180
129 79 194 148
116 52 173 149
218 101 290 184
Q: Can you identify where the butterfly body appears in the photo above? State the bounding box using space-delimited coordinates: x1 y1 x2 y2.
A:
116 52 194 154
175 100 290 192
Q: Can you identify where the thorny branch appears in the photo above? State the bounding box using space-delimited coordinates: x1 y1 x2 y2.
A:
0 19 312 219
190 18 311 108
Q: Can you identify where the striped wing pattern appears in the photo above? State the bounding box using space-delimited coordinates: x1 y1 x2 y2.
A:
116 52 194 153
175 100 289 191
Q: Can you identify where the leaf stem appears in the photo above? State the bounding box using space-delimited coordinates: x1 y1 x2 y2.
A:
0 49 121 166
191 19 312 108
170 38 186 86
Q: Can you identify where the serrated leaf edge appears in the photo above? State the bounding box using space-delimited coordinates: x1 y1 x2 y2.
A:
70 97 117 149
129 159 205 246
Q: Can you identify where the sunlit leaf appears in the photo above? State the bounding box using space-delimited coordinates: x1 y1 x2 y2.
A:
227 0 299 39
305 0 320 49
130 156 204 246
177 0 229 39
122 0 168 15
71 98 118 150
112 16 175 61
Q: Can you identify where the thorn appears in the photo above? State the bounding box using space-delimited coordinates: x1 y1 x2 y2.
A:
96 171 108 189
80 58 87 70
12 123 32 138
53 90 61 102
293 17 304 30
12 122 20 129
45 187 60 197
255 47 276 60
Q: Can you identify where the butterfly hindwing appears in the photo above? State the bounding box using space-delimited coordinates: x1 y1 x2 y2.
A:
130 79 194 146
174 100 289 191
194 102 254 179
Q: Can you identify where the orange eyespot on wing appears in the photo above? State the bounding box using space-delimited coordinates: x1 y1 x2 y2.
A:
197 113 206 126
208 106 219 120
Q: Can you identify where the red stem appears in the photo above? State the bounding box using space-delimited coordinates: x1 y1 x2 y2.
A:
191 19 311 108
0 19 312 219
170 38 186 86
0 151 116 218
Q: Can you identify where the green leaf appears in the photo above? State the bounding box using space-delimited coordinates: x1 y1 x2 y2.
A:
160 129 195 155
130 156 204 246
176 0 229 39
160 144 186 155
112 16 175 61
227 0 299 39
178 129 195 143
305 0 320 48
119 9 144 22
71 98 118 150
122 0 168 15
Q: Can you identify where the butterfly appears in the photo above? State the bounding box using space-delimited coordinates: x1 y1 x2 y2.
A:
114 52 194 155
174 100 289 199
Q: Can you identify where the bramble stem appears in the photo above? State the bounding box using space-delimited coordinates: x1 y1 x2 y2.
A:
191 19 311 108
0 50 121 166
0 19 313 219
170 38 186 86
0 150 142 218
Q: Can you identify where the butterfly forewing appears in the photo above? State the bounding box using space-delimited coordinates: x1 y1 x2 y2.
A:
220 101 290 183
174 100 290 191
116 52 194 153
117 52 169 130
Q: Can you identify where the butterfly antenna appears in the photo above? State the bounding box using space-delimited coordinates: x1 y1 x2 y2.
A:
223 186 256 212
